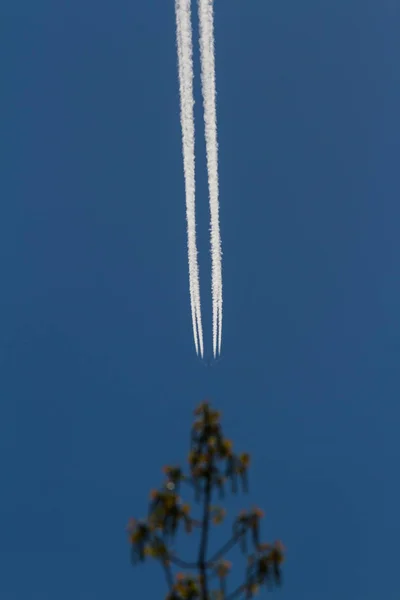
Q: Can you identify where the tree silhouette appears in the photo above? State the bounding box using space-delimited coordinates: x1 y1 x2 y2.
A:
127 400 285 599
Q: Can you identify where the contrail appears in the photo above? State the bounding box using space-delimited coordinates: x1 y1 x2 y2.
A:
197 0 223 358
174 0 223 359
175 0 204 357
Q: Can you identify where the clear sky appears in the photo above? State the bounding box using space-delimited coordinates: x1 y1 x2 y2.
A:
1 1 399 599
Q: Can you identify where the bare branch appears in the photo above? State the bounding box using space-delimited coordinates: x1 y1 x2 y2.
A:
207 533 241 566
169 555 198 570
225 582 248 600
163 561 175 592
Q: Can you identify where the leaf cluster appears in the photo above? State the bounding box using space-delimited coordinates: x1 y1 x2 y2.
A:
127 401 284 599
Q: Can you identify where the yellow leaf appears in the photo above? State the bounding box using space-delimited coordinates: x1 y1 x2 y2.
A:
212 508 226 525
240 452 250 467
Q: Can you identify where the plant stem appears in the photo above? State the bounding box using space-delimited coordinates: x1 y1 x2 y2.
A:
198 456 212 600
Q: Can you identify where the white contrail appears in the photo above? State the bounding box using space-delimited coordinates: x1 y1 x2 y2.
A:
175 0 204 357
197 0 223 358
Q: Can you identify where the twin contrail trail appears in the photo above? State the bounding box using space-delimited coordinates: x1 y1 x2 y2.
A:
175 0 223 358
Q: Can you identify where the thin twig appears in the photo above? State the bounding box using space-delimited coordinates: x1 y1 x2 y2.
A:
169 555 198 570
225 582 247 600
163 561 175 591
207 533 241 566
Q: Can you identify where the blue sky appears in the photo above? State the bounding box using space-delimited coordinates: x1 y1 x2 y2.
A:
1 0 400 599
